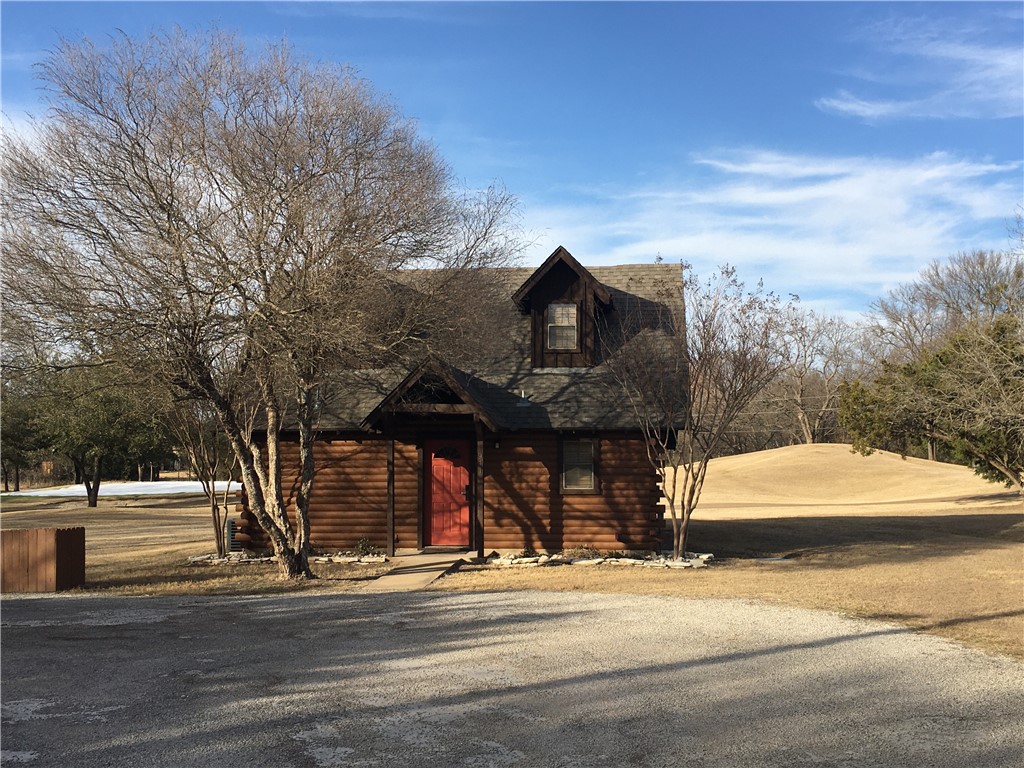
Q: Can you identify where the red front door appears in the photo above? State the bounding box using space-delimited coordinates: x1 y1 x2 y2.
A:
425 439 471 547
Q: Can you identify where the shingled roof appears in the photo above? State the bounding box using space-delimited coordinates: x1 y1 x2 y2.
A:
313 261 681 433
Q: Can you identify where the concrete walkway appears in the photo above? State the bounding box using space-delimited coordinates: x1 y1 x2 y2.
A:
363 551 468 591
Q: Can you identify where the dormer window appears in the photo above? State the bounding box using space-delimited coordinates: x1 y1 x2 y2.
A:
513 246 613 368
547 303 578 350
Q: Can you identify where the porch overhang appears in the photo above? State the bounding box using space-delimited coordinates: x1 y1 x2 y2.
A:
360 358 498 433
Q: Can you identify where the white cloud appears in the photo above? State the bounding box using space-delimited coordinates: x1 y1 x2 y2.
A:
0 47 45 75
520 149 1022 316
816 15 1023 121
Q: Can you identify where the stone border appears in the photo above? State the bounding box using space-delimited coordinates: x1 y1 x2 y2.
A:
485 552 715 569
187 553 389 566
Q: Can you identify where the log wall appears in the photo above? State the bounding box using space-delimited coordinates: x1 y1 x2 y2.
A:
483 433 662 552
235 438 419 552
237 432 662 553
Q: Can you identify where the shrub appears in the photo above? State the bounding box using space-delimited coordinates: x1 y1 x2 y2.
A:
563 544 601 559
355 538 380 557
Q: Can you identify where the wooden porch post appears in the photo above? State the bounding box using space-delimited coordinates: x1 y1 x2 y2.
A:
386 429 396 558
475 420 485 560
416 445 424 550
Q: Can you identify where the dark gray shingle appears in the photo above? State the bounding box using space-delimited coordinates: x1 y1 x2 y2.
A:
314 263 681 432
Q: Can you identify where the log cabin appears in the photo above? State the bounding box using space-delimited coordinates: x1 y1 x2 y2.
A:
235 246 680 556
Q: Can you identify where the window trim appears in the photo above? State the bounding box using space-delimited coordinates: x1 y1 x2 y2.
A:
546 303 579 351
560 437 599 494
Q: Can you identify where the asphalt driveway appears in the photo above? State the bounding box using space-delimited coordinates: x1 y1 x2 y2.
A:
2 590 1021 767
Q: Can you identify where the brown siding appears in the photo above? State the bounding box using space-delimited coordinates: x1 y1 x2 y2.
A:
236 437 420 552
238 431 662 554
483 433 662 553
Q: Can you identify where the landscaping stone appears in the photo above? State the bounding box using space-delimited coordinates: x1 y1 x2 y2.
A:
451 551 714 570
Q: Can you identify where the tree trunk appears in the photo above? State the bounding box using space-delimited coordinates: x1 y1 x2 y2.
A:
14 464 21 492
797 410 814 444
2 462 9 493
196 381 314 580
261 404 309 579
984 454 1023 495
210 494 226 558
276 547 308 578
670 516 682 561
211 398 312 579
85 456 102 507
293 387 316 578
677 509 692 559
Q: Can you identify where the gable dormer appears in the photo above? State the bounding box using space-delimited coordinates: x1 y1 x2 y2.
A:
512 246 613 369
362 358 497 431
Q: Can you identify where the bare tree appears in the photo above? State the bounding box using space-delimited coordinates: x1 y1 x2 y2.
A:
871 250 1023 364
2 29 520 577
604 265 791 559
778 308 856 444
164 398 238 557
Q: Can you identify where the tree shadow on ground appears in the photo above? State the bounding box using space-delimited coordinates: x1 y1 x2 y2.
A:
79 561 387 594
688 512 1023 560
4 591 1021 768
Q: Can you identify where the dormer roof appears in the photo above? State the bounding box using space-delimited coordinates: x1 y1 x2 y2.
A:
511 245 612 311
361 356 497 432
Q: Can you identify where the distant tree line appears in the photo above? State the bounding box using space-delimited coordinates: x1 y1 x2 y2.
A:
722 239 1022 494
839 244 1023 493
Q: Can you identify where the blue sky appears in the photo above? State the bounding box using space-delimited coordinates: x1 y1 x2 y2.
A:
2 1 1022 316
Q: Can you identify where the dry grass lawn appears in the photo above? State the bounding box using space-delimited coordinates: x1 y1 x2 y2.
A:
0 495 388 596
2 445 1021 659
436 445 1024 660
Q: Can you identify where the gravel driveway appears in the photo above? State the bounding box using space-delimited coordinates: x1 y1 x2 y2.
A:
2 590 1021 767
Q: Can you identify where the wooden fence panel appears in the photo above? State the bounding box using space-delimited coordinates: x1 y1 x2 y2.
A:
1 527 85 592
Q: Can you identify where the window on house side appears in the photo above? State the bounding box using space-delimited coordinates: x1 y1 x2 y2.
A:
548 303 577 350
562 438 595 491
